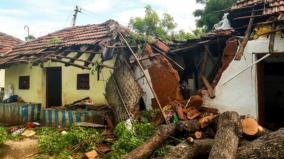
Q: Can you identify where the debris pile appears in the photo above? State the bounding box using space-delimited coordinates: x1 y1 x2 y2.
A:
120 110 284 159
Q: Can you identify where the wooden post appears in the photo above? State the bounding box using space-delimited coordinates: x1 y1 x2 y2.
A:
269 19 276 53
235 10 255 60
118 32 169 124
201 45 215 98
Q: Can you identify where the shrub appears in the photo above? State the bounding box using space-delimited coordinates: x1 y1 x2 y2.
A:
0 127 7 144
105 120 154 159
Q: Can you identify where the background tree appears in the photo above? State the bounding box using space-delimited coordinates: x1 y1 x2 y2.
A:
129 5 177 41
194 0 237 31
129 5 207 41
25 35 35 41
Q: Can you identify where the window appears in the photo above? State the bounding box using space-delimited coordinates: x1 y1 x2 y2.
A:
77 74 89 90
19 76 30 89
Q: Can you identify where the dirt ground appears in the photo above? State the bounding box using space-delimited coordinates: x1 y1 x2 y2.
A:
0 138 39 159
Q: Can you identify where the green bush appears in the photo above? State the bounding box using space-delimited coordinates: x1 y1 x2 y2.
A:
0 127 7 144
38 127 102 156
105 120 155 159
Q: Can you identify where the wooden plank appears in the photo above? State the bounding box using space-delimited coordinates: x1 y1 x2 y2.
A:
235 10 255 60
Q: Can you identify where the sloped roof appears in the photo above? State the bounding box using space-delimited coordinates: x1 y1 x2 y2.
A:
0 20 130 68
6 20 129 57
0 32 23 55
231 0 284 14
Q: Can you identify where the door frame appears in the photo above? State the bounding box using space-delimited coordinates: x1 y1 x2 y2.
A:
46 67 62 108
257 53 284 126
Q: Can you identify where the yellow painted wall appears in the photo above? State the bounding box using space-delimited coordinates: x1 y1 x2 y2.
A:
5 64 44 104
5 53 116 108
0 69 4 88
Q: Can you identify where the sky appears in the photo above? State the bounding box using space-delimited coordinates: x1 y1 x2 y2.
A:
0 0 203 40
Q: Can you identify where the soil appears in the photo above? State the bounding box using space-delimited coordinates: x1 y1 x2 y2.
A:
0 138 39 159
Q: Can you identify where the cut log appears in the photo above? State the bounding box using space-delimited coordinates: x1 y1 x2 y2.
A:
209 111 241 159
237 128 284 159
199 114 218 129
122 124 176 159
175 104 186 120
164 139 214 159
194 131 203 139
186 107 201 120
241 117 259 136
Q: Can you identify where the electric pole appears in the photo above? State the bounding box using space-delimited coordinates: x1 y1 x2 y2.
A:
72 5 81 27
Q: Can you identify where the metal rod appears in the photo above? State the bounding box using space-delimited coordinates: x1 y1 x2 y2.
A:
222 53 271 85
118 32 170 124
111 75 132 118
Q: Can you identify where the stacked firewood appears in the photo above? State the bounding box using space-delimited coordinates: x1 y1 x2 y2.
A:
122 100 284 159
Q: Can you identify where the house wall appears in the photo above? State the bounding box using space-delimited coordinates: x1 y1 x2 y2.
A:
5 53 115 108
0 69 5 88
106 55 143 122
203 35 284 119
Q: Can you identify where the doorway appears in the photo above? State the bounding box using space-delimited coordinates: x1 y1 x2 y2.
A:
258 55 284 130
46 67 62 107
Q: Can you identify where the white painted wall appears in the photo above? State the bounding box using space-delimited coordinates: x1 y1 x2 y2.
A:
134 66 154 110
204 35 284 119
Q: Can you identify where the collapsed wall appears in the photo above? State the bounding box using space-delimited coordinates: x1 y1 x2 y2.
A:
105 55 143 122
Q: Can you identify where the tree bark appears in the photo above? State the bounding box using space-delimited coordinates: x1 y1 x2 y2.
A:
209 111 241 159
237 128 284 159
164 139 214 159
122 124 176 159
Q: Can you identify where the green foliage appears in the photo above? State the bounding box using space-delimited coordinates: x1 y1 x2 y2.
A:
129 5 177 41
25 35 36 41
57 150 72 159
105 121 155 159
37 127 102 156
194 0 237 30
0 127 7 145
49 36 61 45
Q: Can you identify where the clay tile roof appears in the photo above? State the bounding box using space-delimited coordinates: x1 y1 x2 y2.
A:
231 0 284 15
0 32 23 55
7 19 129 57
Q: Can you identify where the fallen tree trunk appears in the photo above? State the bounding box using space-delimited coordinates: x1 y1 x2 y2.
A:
209 111 241 159
237 128 284 159
164 139 214 159
122 124 176 159
163 127 284 159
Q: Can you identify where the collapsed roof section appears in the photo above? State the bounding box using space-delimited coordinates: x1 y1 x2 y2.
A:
0 20 130 69
228 0 284 35
0 32 23 55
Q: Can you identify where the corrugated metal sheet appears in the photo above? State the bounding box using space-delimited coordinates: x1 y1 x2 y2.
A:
0 103 41 125
41 109 111 127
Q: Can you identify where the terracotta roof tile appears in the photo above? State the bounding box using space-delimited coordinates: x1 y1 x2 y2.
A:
7 20 129 56
231 0 284 15
0 32 23 55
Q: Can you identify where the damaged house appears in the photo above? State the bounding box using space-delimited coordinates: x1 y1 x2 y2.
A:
167 0 284 130
0 32 23 90
0 20 131 126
